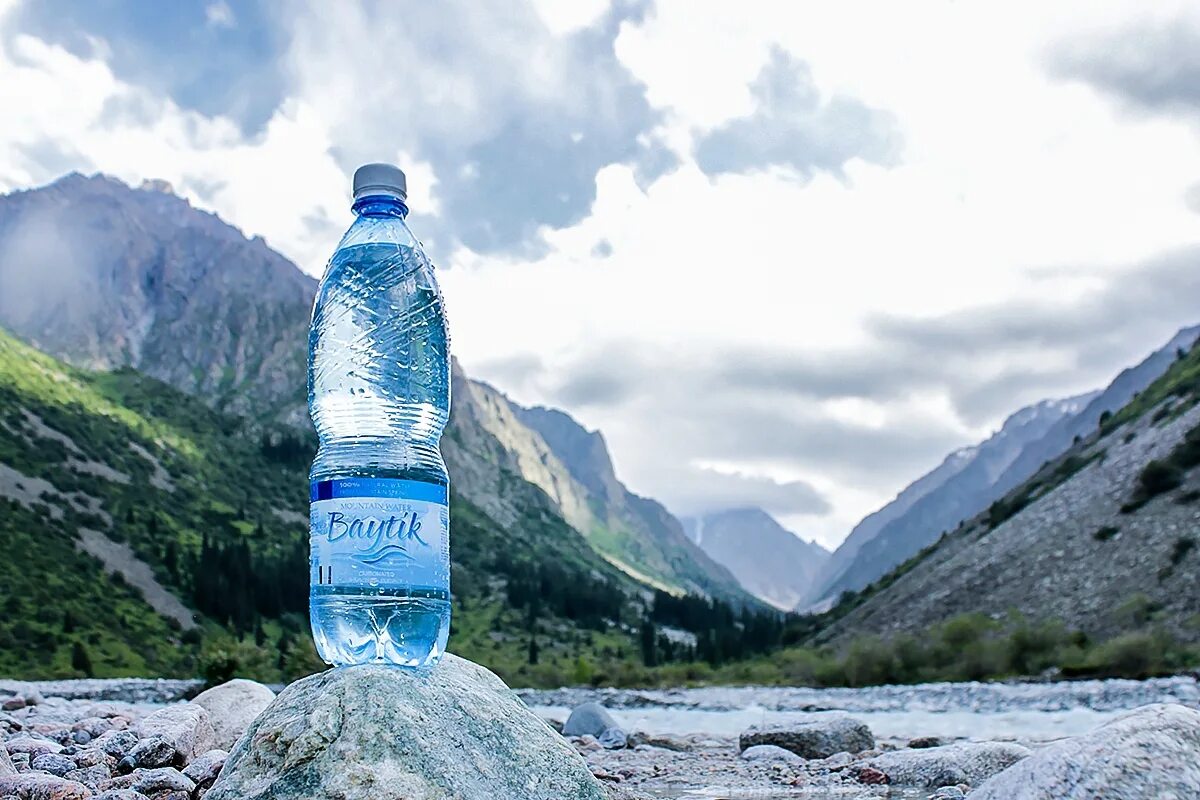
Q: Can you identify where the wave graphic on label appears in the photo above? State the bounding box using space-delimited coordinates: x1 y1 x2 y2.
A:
353 544 416 566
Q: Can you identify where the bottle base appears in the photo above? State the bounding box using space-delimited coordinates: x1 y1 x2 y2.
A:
310 591 450 668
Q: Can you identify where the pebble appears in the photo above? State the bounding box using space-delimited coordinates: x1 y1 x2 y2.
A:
65 764 114 790
127 736 175 768
94 730 139 759
129 767 195 795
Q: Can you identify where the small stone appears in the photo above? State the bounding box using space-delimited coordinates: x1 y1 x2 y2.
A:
930 787 966 800
71 732 91 746
189 680 275 751
73 718 115 739
118 757 136 774
127 737 175 768
94 730 140 759
180 750 226 788
856 766 890 785
135 705 215 765
597 727 628 749
740 744 803 763
2 737 63 757
130 767 194 795
65 764 113 790
739 714 875 760
575 735 604 753
0 773 92 800
70 749 113 769
908 736 944 749
0 697 25 712
95 791 151 800
30 753 77 777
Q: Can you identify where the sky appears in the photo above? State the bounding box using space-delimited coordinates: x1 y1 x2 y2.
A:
2 0 1200 548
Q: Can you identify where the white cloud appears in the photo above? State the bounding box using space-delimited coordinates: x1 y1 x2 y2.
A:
205 1 236 29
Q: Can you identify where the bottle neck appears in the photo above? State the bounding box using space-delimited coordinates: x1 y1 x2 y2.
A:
352 194 409 218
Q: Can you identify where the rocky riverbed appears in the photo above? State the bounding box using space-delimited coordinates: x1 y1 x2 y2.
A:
2 673 1199 799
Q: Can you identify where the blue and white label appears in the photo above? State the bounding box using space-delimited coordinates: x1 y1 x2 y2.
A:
310 478 449 590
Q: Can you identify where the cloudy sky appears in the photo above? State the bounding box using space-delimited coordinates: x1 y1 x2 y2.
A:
3 0 1200 548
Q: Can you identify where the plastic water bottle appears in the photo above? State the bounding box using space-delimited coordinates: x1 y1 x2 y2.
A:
308 163 451 667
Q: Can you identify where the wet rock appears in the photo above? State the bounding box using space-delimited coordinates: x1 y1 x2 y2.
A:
189 680 275 752
208 656 611 800
739 745 802 764
971 703 1200 799
136 705 214 765
126 738 174 769
564 703 627 750
129 768 194 795
0 773 92 799
29 754 76 777
180 750 226 789
738 714 875 759
862 742 1030 788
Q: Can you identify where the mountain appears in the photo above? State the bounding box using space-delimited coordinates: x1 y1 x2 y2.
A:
808 392 1097 608
680 508 830 610
0 173 311 426
0 326 646 682
820 339 1200 642
514 405 747 599
0 172 751 607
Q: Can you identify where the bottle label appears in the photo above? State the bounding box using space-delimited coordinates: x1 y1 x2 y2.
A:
309 478 449 591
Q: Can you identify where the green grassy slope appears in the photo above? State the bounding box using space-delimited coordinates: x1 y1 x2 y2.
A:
0 328 646 684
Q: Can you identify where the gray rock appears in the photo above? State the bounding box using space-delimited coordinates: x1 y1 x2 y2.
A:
136 704 214 764
181 750 227 788
1 738 63 757
929 787 966 800
94 791 151 800
739 744 803 764
127 737 174 769
597 728 627 750
971 703 1200 799
29 753 76 777
190 680 276 751
130 767 194 795
0 744 13 778
738 714 874 759
69 733 89 747
907 736 944 749
93 730 139 760
0 773 92 799
862 742 1029 788
10 752 30 772
64 764 112 790
563 703 622 739
208 656 610 800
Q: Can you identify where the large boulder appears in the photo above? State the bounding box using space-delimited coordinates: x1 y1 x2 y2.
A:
971 703 1200 799
191 679 276 750
208 655 611 800
739 714 875 759
136 703 215 764
859 742 1030 787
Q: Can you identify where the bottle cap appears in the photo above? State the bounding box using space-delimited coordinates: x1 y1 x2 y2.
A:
352 163 407 202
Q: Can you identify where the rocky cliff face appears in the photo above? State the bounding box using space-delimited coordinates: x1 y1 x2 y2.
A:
514 405 750 600
821 343 1200 641
812 325 1200 611
681 508 830 610
810 394 1096 608
0 173 314 426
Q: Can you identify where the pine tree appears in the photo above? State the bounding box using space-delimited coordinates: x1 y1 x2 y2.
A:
527 636 539 665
